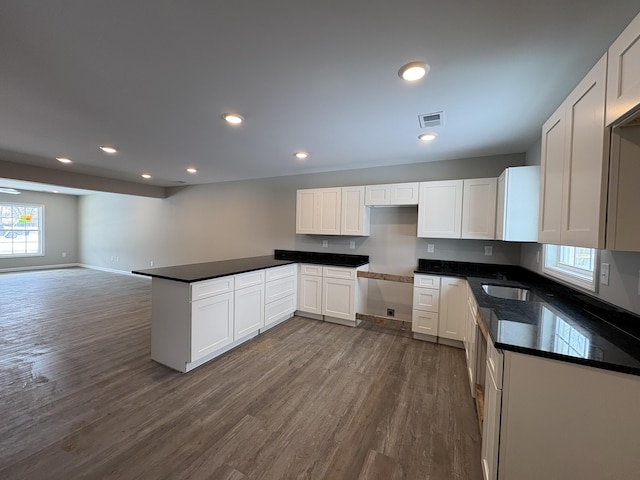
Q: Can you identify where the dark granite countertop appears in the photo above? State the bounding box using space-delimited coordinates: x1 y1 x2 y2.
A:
132 255 295 283
415 259 640 376
132 250 370 283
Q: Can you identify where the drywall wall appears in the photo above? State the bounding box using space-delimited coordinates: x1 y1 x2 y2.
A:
0 190 78 270
79 153 525 319
521 140 640 316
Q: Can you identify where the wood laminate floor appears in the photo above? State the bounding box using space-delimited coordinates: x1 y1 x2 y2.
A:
0 268 483 480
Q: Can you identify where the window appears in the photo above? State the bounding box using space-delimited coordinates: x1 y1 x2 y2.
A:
0 203 44 257
542 244 598 291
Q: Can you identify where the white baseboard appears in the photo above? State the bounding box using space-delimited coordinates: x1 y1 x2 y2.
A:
0 263 80 273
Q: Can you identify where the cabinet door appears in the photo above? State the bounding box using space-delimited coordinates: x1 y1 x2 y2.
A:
495 172 506 240
439 277 466 341
296 189 317 234
462 178 497 239
322 277 356 321
412 309 438 336
298 274 322 314
389 182 419 205
234 284 265 339
417 180 463 238
341 186 370 236
365 184 391 205
606 11 640 126
191 292 234 362
317 188 342 235
538 103 565 245
561 54 608 249
481 365 502 480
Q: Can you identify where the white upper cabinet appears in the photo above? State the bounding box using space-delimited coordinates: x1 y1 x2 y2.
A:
496 166 540 242
538 103 565 244
341 186 370 236
296 187 369 236
417 180 463 238
461 178 497 240
418 178 497 239
606 11 640 126
538 54 608 249
365 182 419 206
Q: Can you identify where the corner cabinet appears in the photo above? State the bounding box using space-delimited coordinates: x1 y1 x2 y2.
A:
418 178 497 240
296 187 369 236
606 10 640 126
538 54 609 248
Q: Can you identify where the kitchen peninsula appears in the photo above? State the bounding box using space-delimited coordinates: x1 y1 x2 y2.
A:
133 250 369 373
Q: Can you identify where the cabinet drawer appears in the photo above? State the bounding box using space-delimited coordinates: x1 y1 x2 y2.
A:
412 309 438 336
323 266 356 280
265 276 297 304
235 270 265 289
414 274 441 289
487 338 504 389
266 263 297 282
191 276 234 301
265 294 296 326
299 263 323 277
412 287 440 312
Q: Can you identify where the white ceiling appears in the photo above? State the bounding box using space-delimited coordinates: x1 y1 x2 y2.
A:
1 1 639 192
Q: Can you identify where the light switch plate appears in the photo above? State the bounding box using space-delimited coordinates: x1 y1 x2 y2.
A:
427 244 434 253
600 263 610 285
322 240 328 248
349 240 355 249
484 246 493 256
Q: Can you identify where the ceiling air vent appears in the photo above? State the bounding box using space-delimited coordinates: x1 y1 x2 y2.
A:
419 111 444 129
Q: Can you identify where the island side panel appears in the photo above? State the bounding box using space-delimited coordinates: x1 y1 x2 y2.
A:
499 352 640 480
150 277 191 372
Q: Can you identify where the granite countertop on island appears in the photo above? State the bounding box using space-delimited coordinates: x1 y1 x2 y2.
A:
415 259 640 376
132 250 370 283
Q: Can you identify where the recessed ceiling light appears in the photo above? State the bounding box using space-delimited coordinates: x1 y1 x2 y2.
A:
398 62 430 81
186 167 198 174
56 157 72 164
100 146 118 154
294 151 309 160
418 132 437 142
141 174 152 179
0 187 21 195
222 113 244 124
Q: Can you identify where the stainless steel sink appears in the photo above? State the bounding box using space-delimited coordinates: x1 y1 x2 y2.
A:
482 284 537 301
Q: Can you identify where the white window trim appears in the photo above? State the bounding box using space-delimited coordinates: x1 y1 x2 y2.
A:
542 244 599 293
0 203 45 258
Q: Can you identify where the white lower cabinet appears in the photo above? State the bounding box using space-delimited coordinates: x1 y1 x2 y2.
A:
297 263 367 326
191 291 234 362
234 283 265 339
264 265 297 329
412 274 466 344
439 277 467 342
464 288 478 397
481 338 503 480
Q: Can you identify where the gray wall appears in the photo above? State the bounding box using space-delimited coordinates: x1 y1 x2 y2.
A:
521 140 640 315
0 190 78 270
79 153 525 320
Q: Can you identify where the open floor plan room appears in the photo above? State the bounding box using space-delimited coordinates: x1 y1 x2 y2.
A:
0 268 482 479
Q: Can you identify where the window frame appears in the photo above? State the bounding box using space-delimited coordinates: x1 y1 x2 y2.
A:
542 244 599 292
0 202 45 258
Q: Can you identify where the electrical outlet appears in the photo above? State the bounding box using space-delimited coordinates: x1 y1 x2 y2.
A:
61 252 67 257
536 249 540 264
150 261 154 267
349 240 355 249
484 246 493 256
600 263 610 285
322 240 328 248
386 308 395 317
427 244 435 253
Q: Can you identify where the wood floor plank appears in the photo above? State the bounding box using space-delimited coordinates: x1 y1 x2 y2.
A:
0 268 483 479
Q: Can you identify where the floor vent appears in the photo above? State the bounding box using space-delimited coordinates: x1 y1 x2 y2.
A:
419 111 444 128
